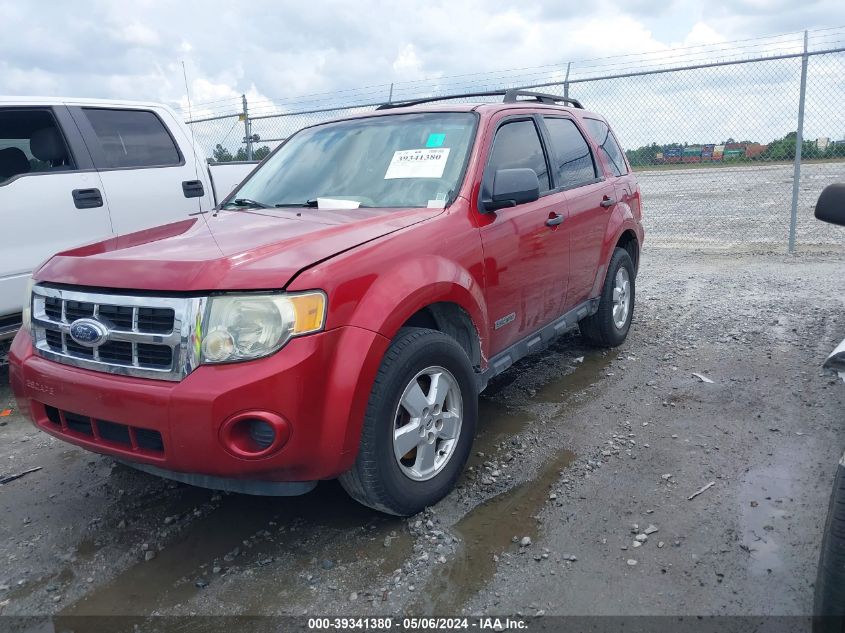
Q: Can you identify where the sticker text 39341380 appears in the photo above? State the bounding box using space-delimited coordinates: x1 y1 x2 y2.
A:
384 148 450 179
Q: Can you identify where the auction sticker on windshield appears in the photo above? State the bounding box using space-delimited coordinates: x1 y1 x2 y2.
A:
384 148 450 179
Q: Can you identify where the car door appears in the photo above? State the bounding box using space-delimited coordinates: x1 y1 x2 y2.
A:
547 115 618 307
69 105 213 235
477 114 571 354
0 105 112 324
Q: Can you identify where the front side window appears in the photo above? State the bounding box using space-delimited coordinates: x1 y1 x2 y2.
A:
83 108 181 169
543 117 597 189
583 118 628 177
232 112 477 209
0 108 75 183
486 119 550 193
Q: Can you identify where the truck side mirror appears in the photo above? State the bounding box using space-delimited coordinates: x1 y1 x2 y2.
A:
482 168 540 213
815 183 845 227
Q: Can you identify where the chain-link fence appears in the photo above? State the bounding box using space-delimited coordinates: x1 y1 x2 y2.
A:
186 30 845 252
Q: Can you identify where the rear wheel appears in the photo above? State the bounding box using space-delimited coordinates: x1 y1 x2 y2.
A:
579 247 635 347
339 327 477 516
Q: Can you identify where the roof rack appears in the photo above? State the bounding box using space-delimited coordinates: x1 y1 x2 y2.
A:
375 89 583 110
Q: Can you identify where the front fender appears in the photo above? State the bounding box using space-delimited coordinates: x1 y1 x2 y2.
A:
345 255 489 354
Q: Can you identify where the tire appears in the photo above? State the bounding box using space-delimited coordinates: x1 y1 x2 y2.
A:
814 459 845 633
579 247 635 347
339 327 478 516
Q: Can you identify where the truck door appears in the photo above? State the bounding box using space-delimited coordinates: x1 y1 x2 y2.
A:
0 106 112 328
477 115 571 354
69 106 214 235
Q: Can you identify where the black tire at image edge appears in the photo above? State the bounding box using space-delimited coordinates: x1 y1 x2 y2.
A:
814 458 845 633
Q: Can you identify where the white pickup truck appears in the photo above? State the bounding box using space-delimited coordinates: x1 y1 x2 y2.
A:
0 97 256 340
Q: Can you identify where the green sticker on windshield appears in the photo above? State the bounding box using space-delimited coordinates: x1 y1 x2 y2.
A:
426 133 446 147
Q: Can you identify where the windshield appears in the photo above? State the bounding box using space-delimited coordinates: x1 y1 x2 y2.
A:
228 112 477 209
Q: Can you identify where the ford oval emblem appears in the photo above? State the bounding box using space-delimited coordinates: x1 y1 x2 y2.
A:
68 318 109 347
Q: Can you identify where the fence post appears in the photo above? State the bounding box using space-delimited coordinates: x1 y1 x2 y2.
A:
788 30 809 253
388 83 394 103
563 62 572 100
242 94 253 161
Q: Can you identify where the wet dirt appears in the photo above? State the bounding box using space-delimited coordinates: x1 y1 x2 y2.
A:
417 449 576 614
530 351 613 404
62 482 411 616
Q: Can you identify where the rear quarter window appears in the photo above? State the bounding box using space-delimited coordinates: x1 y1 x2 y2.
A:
82 108 182 169
583 118 628 177
542 117 597 189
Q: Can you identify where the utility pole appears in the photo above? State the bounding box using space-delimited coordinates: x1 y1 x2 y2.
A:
241 94 253 161
788 30 809 253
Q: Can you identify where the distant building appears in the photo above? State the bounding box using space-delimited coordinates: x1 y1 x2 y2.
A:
817 137 830 151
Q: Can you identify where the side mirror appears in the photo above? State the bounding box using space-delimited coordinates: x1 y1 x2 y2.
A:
482 168 540 212
815 183 845 227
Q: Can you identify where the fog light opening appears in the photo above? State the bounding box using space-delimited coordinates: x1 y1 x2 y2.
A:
220 411 291 459
248 419 276 450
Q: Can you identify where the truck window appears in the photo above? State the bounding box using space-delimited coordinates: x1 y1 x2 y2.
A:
486 120 550 193
0 108 75 184
543 117 597 189
82 108 181 169
582 118 628 177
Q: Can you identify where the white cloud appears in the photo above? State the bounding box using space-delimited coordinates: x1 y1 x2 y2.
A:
115 21 160 47
392 44 425 80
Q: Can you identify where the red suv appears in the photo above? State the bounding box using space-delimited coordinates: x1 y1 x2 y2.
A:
9 90 643 515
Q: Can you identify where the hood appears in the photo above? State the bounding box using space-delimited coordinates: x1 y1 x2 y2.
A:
35 207 438 291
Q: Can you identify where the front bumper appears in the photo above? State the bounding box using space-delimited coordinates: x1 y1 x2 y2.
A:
9 326 389 484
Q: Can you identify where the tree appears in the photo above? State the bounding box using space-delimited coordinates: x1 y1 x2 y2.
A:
234 145 271 161
211 144 233 163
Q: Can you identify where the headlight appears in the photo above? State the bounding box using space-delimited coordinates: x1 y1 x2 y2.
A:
200 291 326 364
21 277 34 333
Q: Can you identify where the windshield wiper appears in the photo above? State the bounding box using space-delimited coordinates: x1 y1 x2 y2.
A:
274 199 319 208
222 198 270 209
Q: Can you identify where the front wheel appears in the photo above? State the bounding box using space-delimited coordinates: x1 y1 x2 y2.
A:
579 247 635 347
339 327 478 516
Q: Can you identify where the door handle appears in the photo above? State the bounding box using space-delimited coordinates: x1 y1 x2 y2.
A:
545 212 565 227
72 188 103 209
600 196 616 208
182 180 205 198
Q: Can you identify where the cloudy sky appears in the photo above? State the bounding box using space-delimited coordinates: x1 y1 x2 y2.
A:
2 0 843 111
5 0 842 151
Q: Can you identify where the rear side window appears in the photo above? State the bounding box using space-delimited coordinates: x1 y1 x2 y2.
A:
82 108 181 169
487 120 550 193
0 108 75 183
583 118 627 177
542 117 597 189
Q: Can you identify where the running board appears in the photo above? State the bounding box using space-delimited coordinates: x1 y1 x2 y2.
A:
477 298 598 392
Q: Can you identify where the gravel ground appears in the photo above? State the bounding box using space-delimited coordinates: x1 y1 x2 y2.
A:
640 161 845 249
0 249 844 623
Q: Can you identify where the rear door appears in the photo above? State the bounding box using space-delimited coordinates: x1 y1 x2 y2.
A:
544 115 617 307
0 105 112 323
582 116 638 215
69 106 213 235
477 114 571 354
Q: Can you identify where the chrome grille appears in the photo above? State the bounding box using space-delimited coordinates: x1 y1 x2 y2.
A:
31 285 206 381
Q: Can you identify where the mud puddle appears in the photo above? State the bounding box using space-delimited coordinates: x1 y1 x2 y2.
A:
61 481 409 616
530 350 613 404
469 399 533 468
417 449 576 613
738 463 796 576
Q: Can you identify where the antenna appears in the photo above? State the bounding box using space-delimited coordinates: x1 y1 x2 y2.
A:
181 61 224 255
182 61 204 216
